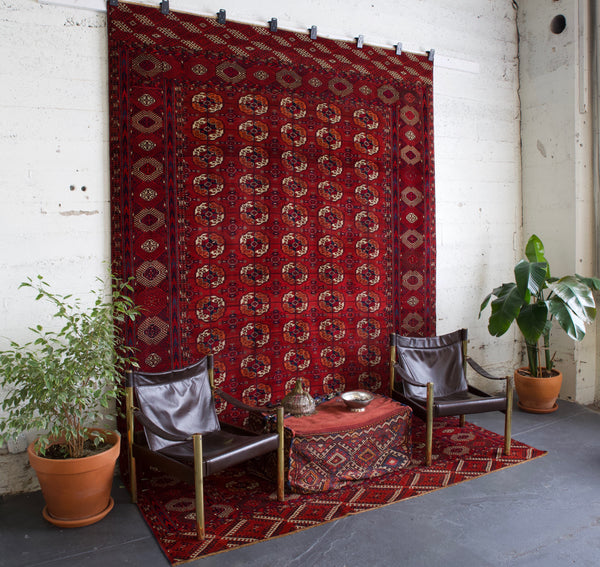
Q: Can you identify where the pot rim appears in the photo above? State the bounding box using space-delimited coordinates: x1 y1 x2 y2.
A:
28 428 121 462
514 367 562 379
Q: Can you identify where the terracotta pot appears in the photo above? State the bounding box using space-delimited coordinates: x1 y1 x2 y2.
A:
514 367 563 414
28 429 120 528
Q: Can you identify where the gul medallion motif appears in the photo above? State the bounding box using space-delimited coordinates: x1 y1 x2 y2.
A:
283 320 310 343
193 173 224 196
239 174 270 195
283 177 308 198
240 292 270 316
196 265 225 288
282 262 309 285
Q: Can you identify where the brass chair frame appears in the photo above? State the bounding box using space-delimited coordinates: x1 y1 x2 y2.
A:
389 330 512 466
126 355 285 539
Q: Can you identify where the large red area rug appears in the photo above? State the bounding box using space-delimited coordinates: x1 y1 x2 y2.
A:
134 417 545 565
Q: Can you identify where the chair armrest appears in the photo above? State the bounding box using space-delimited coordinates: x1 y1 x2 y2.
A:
466 357 506 381
133 408 191 442
393 363 428 389
215 388 279 415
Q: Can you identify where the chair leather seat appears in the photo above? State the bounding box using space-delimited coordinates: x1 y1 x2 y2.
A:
407 389 507 417
158 430 280 476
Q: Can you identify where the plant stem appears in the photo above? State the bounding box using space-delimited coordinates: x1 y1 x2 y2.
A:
526 342 538 377
544 331 552 371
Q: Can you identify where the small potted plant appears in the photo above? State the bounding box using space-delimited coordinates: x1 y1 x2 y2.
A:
479 234 600 413
0 274 139 526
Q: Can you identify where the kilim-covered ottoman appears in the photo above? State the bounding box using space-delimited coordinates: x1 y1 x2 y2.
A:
285 395 412 493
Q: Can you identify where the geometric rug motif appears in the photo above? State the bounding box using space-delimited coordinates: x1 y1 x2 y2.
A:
287 398 413 493
134 417 546 565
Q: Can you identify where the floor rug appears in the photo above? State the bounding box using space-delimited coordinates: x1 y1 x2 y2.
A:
134 417 546 565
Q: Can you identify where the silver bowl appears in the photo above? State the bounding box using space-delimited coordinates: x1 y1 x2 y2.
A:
340 390 375 412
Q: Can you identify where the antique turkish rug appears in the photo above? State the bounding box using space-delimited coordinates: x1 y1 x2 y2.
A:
108 2 435 412
133 417 545 565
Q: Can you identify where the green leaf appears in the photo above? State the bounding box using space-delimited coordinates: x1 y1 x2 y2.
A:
514 259 547 298
547 275 597 341
488 283 524 336
516 302 549 343
479 292 493 317
525 234 547 264
479 284 510 318
548 296 587 340
552 276 596 323
525 234 552 281
576 273 600 291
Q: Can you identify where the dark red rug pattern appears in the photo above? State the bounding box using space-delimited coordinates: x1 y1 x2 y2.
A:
134 418 545 565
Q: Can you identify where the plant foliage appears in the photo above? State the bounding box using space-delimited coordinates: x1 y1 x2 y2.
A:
479 235 600 377
0 275 139 458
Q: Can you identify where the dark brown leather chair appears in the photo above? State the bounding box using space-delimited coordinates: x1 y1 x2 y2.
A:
389 329 512 465
126 355 284 539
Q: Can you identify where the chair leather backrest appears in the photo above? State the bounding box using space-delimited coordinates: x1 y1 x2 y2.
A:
393 329 468 400
130 357 220 452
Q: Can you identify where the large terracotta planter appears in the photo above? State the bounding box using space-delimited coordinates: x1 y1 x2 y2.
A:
28 429 120 528
514 368 563 414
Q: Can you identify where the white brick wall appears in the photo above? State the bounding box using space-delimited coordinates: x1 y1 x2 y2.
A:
519 0 598 404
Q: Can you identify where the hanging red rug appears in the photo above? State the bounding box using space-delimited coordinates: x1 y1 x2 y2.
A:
133 417 545 565
108 2 436 408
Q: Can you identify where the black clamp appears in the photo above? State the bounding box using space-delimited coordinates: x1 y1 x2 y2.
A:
356 35 364 49
160 0 169 15
428 49 435 62
310 25 317 40
217 9 226 24
270 18 277 32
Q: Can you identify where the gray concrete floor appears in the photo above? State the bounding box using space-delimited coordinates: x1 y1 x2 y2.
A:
2 399 600 567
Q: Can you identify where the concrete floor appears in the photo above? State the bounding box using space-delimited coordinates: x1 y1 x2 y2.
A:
2 399 600 567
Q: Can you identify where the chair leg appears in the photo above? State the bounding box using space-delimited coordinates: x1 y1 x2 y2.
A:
425 382 433 466
504 377 513 456
389 341 397 398
129 456 137 504
459 414 465 427
276 406 285 501
126 385 137 503
193 434 205 540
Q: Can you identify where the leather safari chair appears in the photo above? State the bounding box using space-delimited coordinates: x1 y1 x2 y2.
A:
389 329 512 465
126 355 284 539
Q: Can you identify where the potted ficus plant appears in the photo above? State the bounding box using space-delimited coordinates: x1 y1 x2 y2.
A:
0 274 139 527
479 234 600 413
